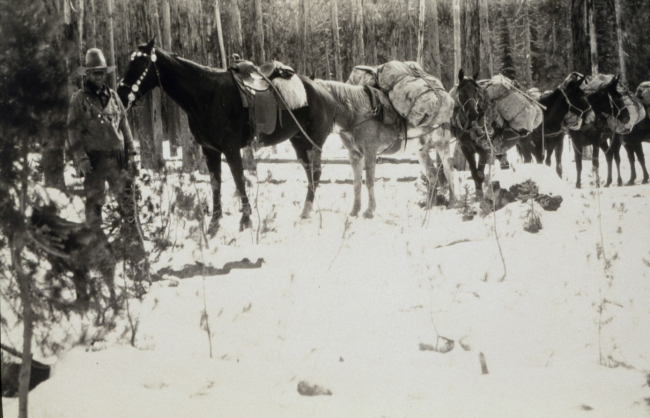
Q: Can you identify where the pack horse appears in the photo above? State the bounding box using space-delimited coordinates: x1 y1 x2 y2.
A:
117 39 338 235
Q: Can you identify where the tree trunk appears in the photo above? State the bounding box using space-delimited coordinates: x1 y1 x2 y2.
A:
425 0 441 78
89 0 97 48
77 0 84 63
588 0 598 75
230 0 243 57
522 0 532 86
299 0 307 73
571 0 590 75
351 0 364 66
148 0 164 169
16 137 32 418
253 0 265 63
107 0 117 91
214 0 227 67
163 0 180 157
453 0 461 84
614 0 626 84
463 0 479 78
478 0 492 79
42 130 66 190
331 0 342 81
417 0 425 67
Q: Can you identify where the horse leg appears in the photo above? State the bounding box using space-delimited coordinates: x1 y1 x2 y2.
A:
291 136 322 218
223 149 252 231
203 148 223 236
434 128 456 206
573 139 583 188
363 154 377 218
477 150 490 198
636 142 649 184
554 138 564 178
460 143 482 197
600 141 613 187
610 136 623 186
591 142 600 187
348 148 363 217
417 136 439 208
624 142 637 185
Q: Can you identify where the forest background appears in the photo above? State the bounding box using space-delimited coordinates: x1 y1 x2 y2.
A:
8 0 650 194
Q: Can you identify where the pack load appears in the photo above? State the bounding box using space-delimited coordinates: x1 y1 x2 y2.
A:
374 61 454 129
582 74 646 134
478 74 543 134
347 65 381 88
636 81 650 109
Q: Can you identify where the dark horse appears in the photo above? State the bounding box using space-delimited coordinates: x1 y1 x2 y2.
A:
517 73 595 178
567 75 630 188
117 40 337 234
452 70 534 196
452 70 501 196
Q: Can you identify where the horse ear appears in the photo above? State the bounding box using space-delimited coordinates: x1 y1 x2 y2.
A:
309 73 315 81
472 71 479 81
144 38 155 53
458 69 464 82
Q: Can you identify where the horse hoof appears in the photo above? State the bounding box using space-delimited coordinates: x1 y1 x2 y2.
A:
626 180 635 186
362 211 374 219
617 180 623 187
643 178 649 184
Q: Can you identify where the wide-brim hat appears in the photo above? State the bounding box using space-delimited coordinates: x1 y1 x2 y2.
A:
77 48 115 75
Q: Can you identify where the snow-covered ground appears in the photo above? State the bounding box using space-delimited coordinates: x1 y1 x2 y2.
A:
3 135 650 417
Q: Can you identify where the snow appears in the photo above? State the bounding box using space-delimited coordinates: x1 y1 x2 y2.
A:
3 135 650 417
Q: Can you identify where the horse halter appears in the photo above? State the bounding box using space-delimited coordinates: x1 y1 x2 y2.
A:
118 48 161 111
453 83 483 132
559 87 592 122
605 91 630 125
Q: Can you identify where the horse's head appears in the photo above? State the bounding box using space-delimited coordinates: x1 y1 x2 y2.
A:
453 69 483 130
117 39 161 108
587 75 630 125
560 72 595 130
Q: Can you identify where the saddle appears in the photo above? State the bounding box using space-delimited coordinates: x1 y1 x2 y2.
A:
230 59 296 137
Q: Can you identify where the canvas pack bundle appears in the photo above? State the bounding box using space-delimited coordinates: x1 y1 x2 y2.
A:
636 81 650 109
375 61 454 129
583 74 646 134
479 74 543 133
347 65 381 88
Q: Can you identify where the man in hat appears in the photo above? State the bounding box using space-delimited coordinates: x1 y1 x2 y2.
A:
67 48 137 229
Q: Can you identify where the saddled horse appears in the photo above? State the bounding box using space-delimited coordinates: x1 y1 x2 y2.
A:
117 40 338 234
517 73 595 178
314 79 456 217
567 75 630 188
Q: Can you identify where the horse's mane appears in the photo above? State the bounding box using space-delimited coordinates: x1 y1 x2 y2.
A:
314 80 374 114
138 44 226 74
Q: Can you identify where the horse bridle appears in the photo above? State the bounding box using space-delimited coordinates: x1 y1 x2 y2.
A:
118 48 162 112
559 87 592 123
453 82 483 133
